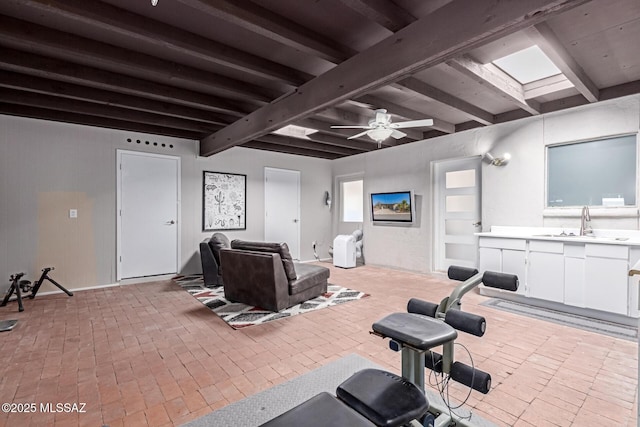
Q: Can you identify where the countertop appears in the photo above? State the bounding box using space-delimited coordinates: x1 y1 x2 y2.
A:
476 226 640 246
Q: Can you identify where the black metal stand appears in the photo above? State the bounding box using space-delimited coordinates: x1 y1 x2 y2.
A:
1 273 29 312
28 267 73 300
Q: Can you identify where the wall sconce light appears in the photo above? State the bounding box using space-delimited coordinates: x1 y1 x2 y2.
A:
151 0 158 6
483 152 511 166
324 191 332 207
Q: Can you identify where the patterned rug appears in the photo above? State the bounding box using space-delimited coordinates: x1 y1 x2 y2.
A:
174 275 369 329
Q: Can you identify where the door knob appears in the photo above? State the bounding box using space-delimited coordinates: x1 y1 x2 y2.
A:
166 220 175 225
293 219 299 223
472 221 482 227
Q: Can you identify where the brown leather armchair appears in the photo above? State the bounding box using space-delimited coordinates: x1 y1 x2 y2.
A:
220 240 330 312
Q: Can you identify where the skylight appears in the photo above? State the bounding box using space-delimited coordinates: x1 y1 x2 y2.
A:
492 45 561 84
272 124 318 139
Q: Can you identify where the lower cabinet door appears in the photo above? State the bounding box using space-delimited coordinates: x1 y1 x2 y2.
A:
502 249 526 295
584 257 628 315
527 252 564 302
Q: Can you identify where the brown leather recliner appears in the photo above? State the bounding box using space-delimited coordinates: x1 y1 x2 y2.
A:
220 240 330 312
199 233 230 287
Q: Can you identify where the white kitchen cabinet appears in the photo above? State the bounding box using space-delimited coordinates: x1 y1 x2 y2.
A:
564 257 585 307
528 251 565 302
501 249 526 295
479 247 501 273
584 256 628 315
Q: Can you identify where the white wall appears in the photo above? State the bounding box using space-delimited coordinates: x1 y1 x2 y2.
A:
0 115 333 292
332 94 640 273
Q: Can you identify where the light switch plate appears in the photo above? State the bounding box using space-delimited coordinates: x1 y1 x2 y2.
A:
69 209 78 218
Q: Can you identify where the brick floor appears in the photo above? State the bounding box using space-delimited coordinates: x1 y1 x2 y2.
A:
0 264 637 426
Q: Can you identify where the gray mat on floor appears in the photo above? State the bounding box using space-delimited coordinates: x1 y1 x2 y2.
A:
481 298 638 341
181 353 497 427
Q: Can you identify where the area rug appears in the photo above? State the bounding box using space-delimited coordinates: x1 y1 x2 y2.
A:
481 298 638 341
174 275 369 329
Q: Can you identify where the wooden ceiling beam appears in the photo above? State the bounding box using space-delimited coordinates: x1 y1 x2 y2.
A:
200 0 586 156
0 103 203 140
0 88 218 133
242 141 342 160
176 0 355 63
396 77 495 125
337 0 416 32
0 48 251 116
446 55 541 115
12 0 312 86
256 134 362 156
0 15 278 103
526 22 599 102
0 70 235 125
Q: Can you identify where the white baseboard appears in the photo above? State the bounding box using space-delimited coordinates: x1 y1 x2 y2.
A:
5 273 176 298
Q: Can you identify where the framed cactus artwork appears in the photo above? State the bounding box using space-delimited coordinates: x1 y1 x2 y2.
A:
203 171 246 231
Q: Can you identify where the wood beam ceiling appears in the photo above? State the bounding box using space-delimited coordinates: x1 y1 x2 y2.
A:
176 0 355 63
338 0 416 32
0 70 235 125
12 0 312 86
526 22 600 102
0 15 278 102
446 55 541 115
396 78 495 125
199 0 588 156
0 103 203 139
0 49 251 116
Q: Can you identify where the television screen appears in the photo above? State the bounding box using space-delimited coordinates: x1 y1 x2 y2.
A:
370 191 413 223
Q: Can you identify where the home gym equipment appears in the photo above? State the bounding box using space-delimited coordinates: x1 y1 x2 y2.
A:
28 267 73 300
1 267 73 312
1 272 30 312
259 266 518 427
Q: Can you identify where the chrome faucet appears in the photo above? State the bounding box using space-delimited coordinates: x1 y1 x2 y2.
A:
580 205 593 236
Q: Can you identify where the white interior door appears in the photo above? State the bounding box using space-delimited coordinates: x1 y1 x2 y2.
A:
265 167 300 259
433 157 482 271
117 150 180 279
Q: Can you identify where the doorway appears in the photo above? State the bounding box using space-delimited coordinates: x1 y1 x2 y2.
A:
433 157 482 272
264 167 300 259
116 150 180 280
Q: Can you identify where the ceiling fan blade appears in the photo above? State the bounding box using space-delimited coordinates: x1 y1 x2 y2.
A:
391 130 407 139
331 125 371 129
347 130 371 140
390 119 434 129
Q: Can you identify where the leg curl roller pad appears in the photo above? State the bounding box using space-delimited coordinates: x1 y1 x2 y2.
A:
444 309 486 337
448 266 479 282
450 362 492 394
482 271 519 292
407 298 438 318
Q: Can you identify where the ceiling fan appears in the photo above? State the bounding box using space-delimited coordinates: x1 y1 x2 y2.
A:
331 109 434 147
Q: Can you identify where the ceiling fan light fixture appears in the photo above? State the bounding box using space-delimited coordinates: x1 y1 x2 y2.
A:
367 128 393 142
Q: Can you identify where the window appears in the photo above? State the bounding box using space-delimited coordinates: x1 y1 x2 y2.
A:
547 134 637 207
342 179 363 222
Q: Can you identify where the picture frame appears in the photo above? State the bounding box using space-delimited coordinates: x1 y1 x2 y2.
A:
203 171 246 231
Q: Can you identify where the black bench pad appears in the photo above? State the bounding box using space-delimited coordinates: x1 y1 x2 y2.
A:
259 392 375 427
337 369 429 427
372 313 458 350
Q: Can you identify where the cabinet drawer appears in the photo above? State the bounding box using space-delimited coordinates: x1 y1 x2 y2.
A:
479 237 526 250
564 244 585 258
529 240 564 254
585 243 629 259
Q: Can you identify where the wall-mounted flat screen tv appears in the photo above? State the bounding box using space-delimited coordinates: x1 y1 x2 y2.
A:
370 191 414 223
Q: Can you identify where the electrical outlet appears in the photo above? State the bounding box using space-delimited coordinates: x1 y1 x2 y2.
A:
69 209 78 219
